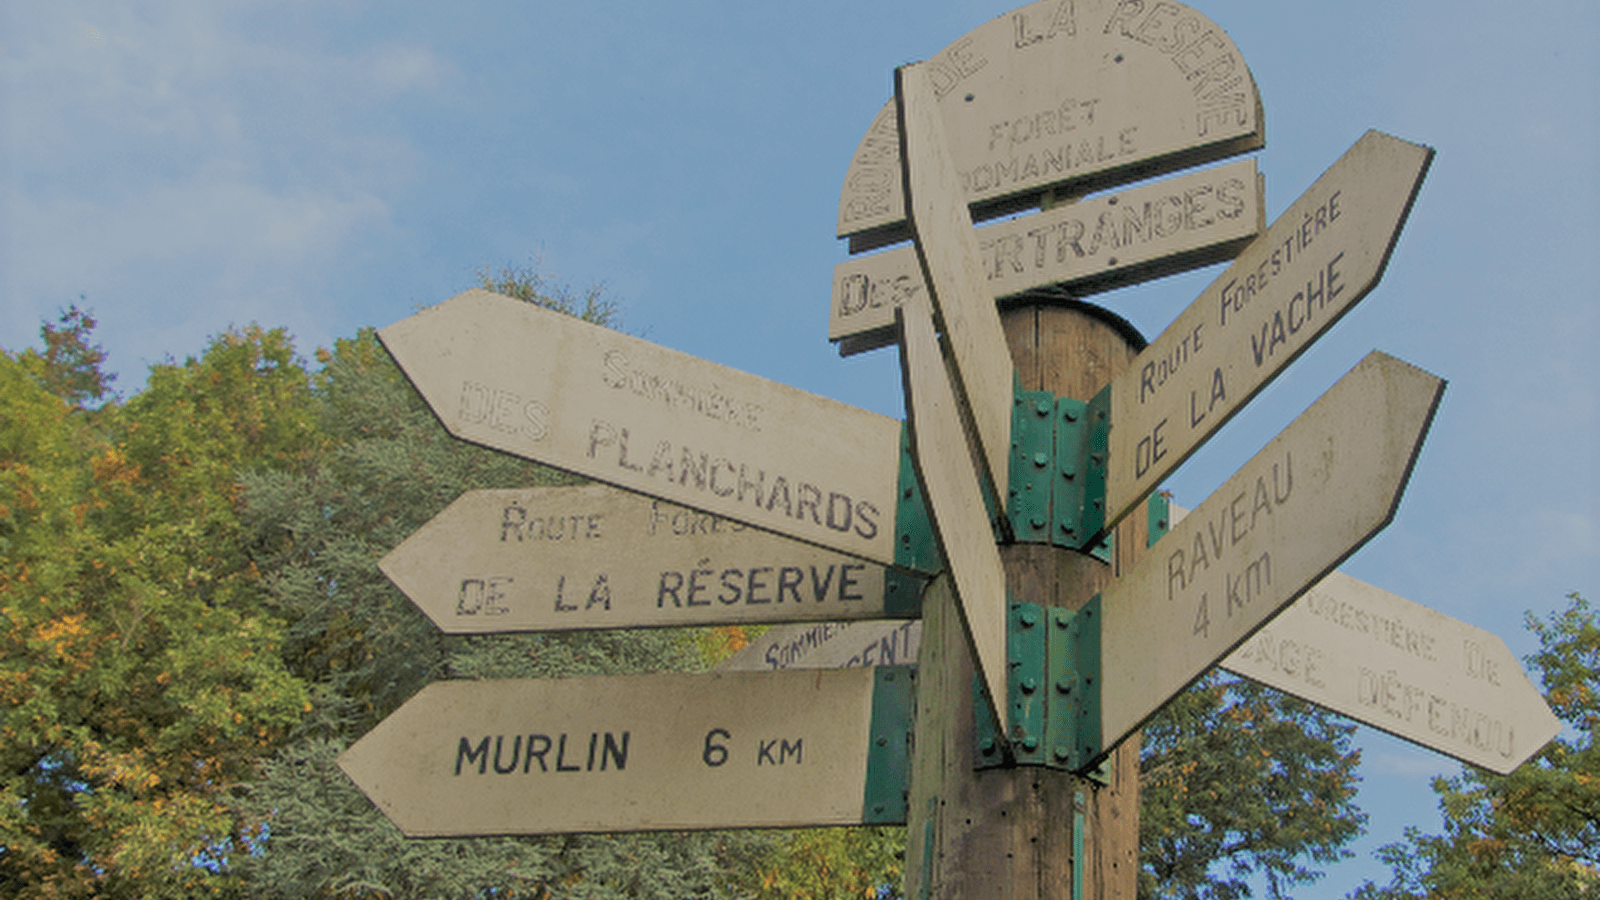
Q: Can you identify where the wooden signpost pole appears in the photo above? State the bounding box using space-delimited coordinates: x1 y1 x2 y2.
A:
905 298 1147 900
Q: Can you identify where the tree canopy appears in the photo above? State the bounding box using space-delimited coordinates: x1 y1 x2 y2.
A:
0 316 316 897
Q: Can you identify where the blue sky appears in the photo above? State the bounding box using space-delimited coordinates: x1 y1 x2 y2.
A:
3 1 1596 896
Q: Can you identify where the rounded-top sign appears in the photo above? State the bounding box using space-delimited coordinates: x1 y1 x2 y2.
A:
837 0 1263 251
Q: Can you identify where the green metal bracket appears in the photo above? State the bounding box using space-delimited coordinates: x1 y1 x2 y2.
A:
1009 388 1058 543
1009 602 1049 765
1052 397 1089 547
1081 384 1112 545
883 570 926 618
1147 491 1172 548
862 664 917 824
1005 380 1113 554
1053 593 1103 772
974 597 1103 773
894 422 941 577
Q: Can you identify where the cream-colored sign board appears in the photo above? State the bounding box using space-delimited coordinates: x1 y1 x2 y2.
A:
831 160 1262 352
1222 571 1561 774
898 300 1010 738
339 669 882 835
1099 351 1444 752
898 61 1015 505
839 0 1263 248
719 620 923 672
382 485 901 633
1102 131 1434 530
380 291 904 567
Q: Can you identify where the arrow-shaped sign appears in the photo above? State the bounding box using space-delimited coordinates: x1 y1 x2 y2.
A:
381 485 915 633
1097 130 1434 532
897 299 1011 740
1221 569 1561 774
379 290 911 570
339 666 915 835
897 61 1015 510
1095 350 1444 756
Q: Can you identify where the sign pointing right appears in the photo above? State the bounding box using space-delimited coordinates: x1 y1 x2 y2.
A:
1095 350 1445 757
1099 130 1435 532
1223 570 1562 775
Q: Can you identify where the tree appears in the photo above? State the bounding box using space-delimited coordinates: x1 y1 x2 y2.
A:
11 303 116 410
1351 593 1599 899
1139 673 1366 900
0 323 317 898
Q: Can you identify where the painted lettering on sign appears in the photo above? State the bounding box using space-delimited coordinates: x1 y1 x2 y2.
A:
455 732 630 775
1356 668 1518 762
702 729 805 767
656 562 869 608
460 380 550 441
832 161 1260 347
646 499 748 537
924 36 989 99
1165 451 1293 613
1298 588 1439 663
841 106 901 228
982 97 1102 156
1229 630 1326 690
1102 0 1252 136
763 623 851 669
601 349 762 432
501 502 603 542
585 418 882 542
1011 1 1077 49
960 127 1139 197
843 621 919 669
750 621 921 671
983 176 1246 279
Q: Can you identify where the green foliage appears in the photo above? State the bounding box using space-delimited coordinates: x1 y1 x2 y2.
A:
1351 593 1599 899
475 261 619 327
729 826 901 900
1138 672 1366 900
11 303 116 410
0 323 315 898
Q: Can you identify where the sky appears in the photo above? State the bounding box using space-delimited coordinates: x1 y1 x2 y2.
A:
3 0 1597 896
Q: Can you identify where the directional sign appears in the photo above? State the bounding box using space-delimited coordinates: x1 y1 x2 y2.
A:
339 666 915 835
1099 130 1434 531
831 159 1263 353
897 300 1010 738
1096 351 1444 754
719 620 923 672
839 0 1263 250
379 290 908 569
1222 570 1561 774
897 60 1015 509
382 485 911 633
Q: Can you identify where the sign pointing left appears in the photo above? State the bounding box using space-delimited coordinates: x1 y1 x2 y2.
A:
382 485 913 633
380 290 908 569
338 667 915 835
